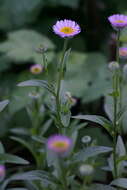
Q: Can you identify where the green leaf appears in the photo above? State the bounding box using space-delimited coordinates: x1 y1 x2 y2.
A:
18 79 56 96
72 115 112 135
62 48 71 75
0 0 44 29
0 100 9 112
1 170 56 190
0 153 29 165
90 184 117 190
117 155 127 164
0 0 79 30
61 110 71 127
7 188 28 190
0 142 5 154
40 119 52 136
116 136 126 176
48 0 79 8
111 178 127 188
8 87 33 114
10 136 36 162
64 52 111 102
0 30 55 64
73 146 112 162
116 136 126 156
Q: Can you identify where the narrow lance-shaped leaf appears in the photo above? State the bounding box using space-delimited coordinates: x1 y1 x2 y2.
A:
7 188 28 190
63 48 71 76
111 178 127 189
90 184 117 190
10 136 37 163
72 115 113 135
18 80 56 96
73 146 112 162
0 100 9 112
1 170 56 190
0 153 29 165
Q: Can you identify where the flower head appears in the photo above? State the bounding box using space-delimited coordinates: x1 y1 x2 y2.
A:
108 14 127 30
30 64 43 74
0 165 5 181
119 47 127 58
47 134 72 155
53 19 81 38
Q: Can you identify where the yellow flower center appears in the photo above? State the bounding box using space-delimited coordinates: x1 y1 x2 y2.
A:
60 27 75 34
53 141 69 150
115 20 125 23
32 68 41 73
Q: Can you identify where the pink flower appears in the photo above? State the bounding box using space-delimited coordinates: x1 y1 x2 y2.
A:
53 19 81 38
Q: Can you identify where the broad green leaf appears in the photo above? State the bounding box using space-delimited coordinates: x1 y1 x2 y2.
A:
18 79 56 96
73 146 112 162
111 178 127 188
0 100 9 112
72 115 112 135
9 87 33 114
90 184 117 190
0 0 44 29
7 189 27 190
0 30 55 64
48 0 79 8
0 153 29 164
64 52 111 102
0 0 79 30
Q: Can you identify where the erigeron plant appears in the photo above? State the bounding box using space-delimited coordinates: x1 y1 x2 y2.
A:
6 15 127 190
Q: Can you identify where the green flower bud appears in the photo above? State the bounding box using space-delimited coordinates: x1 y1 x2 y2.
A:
82 136 91 144
79 164 94 176
108 61 119 72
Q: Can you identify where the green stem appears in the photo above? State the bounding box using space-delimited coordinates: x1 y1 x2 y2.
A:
112 29 120 179
58 157 68 190
113 73 118 179
56 39 68 132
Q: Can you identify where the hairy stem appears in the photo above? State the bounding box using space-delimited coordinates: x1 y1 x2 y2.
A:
112 29 120 179
56 39 68 132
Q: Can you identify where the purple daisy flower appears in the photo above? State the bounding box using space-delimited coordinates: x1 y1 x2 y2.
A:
53 19 81 38
47 134 72 155
0 165 5 181
108 14 127 30
119 47 127 58
30 64 43 74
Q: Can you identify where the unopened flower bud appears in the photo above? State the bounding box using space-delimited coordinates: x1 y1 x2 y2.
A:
35 45 47 54
65 91 77 106
108 61 119 72
79 164 94 176
82 136 91 144
0 165 5 181
119 47 127 58
28 92 40 99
